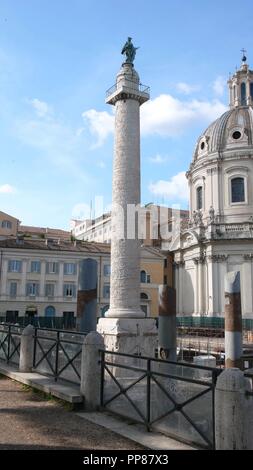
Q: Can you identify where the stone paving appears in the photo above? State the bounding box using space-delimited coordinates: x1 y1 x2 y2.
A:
0 375 145 450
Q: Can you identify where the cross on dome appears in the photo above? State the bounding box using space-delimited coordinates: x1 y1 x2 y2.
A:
241 48 247 63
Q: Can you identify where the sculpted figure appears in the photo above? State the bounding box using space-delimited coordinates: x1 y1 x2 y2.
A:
121 37 139 64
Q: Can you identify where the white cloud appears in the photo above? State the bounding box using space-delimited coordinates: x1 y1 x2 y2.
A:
30 98 52 118
15 99 93 184
81 93 227 145
213 76 226 96
141 94 227 137
0 184 16 194
149 171 188 202
149 154 167 164
176 82 200 95
82 109 114 148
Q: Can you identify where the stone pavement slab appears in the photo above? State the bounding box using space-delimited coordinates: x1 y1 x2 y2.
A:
76 411 195 450
0 360 83 403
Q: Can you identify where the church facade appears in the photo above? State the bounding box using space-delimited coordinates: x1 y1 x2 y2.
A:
170 55 253 319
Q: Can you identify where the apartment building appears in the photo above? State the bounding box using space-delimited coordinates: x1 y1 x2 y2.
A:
0 238 165 323
71 205 189 247
0 211 20 240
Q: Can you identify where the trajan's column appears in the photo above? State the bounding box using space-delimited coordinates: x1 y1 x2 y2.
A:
98 38 157 355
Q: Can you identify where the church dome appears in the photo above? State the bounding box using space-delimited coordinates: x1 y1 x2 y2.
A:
187 56 253 226
192 57 253 165
193 106 253 161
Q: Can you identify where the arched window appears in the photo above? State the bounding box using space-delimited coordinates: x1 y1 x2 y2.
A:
140 293 149 317
140 292 149 300
140 271 151 283
233 85 236 103
250 82 253 101
140 270 146 283
231 177 245 203
241 82 246 105
45 306 56 317
196 186 203 210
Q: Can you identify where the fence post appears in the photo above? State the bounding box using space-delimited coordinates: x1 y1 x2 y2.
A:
158 285 177 361
76 259 98 333
224 271 242 369
7 325 11 363
19 325 34 372
215 368 249 449
80 331 104 410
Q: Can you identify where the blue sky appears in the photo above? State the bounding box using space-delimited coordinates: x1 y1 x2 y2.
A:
0 0 252 229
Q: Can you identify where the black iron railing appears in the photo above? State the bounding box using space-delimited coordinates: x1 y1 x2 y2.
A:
0 323 21 365
0 316 76 329
106 80 150 98
100 350 221 449
33 327 87 384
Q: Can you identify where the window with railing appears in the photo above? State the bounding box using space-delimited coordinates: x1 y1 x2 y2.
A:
63 284 76 298
26 282 39 297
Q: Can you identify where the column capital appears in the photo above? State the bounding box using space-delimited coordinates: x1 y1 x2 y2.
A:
208 254 228 263
194 254 206 264
244 253 253 260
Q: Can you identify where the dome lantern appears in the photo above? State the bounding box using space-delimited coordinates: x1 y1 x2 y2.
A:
228 51 253 108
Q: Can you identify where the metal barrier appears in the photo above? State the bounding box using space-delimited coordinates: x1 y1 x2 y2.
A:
106 80 150 98
0 317 76 329
100 350 221 449
33 327 87 384
0 323 21 365
176 316 253 332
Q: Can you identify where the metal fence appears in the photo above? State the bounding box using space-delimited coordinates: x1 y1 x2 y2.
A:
106 80 150 98
0 323 22 365
176 316 253 331
100 350 221 449
0 316 76 330
33 327 86 384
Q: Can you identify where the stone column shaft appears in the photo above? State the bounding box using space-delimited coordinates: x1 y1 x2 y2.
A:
109 99 141 316
97 55 157 359
105 62 149 319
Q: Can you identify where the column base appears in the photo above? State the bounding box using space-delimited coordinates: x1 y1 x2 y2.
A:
105 307 146 319
97 317 158 357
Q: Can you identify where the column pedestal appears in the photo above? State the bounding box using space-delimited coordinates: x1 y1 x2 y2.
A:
97 317 157 357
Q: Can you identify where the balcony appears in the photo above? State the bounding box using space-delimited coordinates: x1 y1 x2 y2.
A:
106 79 150 105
